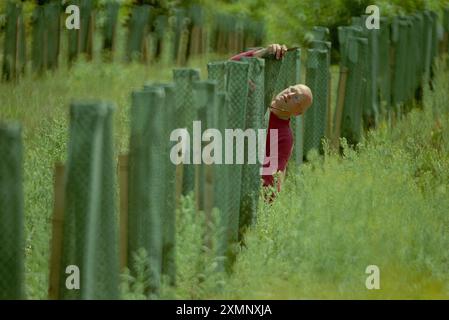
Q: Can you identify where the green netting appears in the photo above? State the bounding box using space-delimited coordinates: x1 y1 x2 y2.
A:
59 102 119 300
412 13 425 89
187 6 205 56
68 0 94 62
429 11 439 71
206 65 231 270
338 26 361 64
405 16 418 102
351 16 379 127
192 81 218 210
238 57 264 240
304 49 330 156
103 0 120 54
32 3 61 73
207 62 227 91
351 16 363 27
128 88 166 297
310 40 331 51
391 19 408 108
340 36 368 145
155 83 177 287
173 68 201 195
2 2 26 81
154 15 168 57
173 8 188 59
243 19 257 48
310 40 332 67
189 5 204 28
126 5 151 62
364 27 379 128
264 49 303 163
378 17 391 110
0 123 25 300
423 12 434 83
224 61 250 246
410 15 421 92
311 26 330 41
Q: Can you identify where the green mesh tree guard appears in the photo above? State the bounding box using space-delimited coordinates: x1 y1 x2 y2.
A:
188 5 205 56
378 17 391 110
192 81 222 216
340 36 368 145
126 5 151 62
68 0 94 63
364 27 379 128
391 19 409 109
243 19 257 49
103 0 120 55
32 2 61 73
173 68 201 195
400 17 414 107
304 49 330 156
406 17 417 103
173 8 188 59
310 40 331 51
214 92 230 270
59 102 119 300
311 26 330 41
189 5 204 28
352 16 379 128
224 61 250 247
2 2 26 81
412 13 425 90
207 62 227 92
238 57 265 241
152 83 177 287
206 64 231 270
128 89 166 297
423 12 434 84
264 49 303 164
429 11 439 72
0 123 25 300
254 22 266 47
154 15 168 59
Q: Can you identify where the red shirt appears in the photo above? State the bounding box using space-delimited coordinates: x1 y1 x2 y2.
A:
262 113 293 191
230 50 293 192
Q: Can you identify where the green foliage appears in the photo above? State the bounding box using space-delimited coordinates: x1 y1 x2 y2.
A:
0 54 216 298
197 62 449 299
199 0 449 47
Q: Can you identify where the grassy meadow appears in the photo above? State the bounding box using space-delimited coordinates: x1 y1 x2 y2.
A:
1 42 449 299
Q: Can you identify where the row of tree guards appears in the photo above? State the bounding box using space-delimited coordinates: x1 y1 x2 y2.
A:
1 8 449 299
1 1 265 81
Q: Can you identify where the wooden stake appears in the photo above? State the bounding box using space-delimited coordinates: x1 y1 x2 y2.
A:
48 163 65 300
326 71 333 139
118 154 129 271
332 66 348 150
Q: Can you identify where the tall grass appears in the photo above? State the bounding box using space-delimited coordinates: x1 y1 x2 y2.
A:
1 47 449 299
0 55 220 299
194 63 449 299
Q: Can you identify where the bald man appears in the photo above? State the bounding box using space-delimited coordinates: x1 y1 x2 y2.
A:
231 44 313 194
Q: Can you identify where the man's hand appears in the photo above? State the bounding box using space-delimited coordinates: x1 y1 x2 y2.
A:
255 44 288 60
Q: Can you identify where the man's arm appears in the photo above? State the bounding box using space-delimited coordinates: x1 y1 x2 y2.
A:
230 44 288 61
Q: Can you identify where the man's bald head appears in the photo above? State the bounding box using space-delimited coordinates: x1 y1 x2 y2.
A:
290 84 313 116
270 84 313 118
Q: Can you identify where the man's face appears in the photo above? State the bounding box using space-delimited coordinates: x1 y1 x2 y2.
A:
270 85 313 117
270 86 303 116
